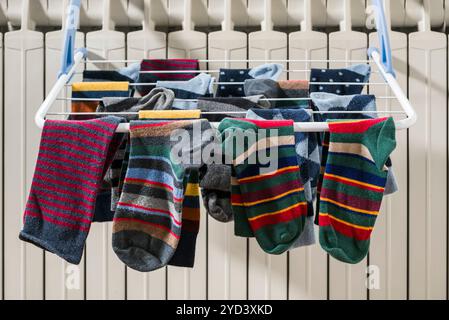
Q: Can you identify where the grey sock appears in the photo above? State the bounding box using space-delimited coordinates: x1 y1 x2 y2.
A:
197 95 270 122
199 164 233 222
244 79 287 107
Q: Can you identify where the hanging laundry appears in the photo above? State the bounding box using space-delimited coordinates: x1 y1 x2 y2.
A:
138 109 201 119
138 110 203 268
199 163 233 223
216 63 284 97
83 62 140 83
112 119 218 272
96 87 176 213
137 59 200 96
311 92 398 203
245 108 320 247
98 87 175 120
197 95 270 122
309 64 371 95
156 73 214 109
318 117 396 264
19 117 124 264
71 81 131 116
244 79 309 108
218 118 308 254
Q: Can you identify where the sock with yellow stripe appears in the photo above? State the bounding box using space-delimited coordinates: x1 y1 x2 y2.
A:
168 169 200 267
219 118 308 254
318 117 396 264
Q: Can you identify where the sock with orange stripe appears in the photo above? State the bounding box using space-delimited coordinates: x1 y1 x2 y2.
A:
318 117 396 264
219 118 308 254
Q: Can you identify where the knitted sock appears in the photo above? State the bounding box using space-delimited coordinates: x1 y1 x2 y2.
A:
137 59 199 96
309 64 371 95
199 163 233 223
98 87 175 120
97 87 176 212
319 117 396 264
157 73 214 109
231 169 254 237
246 108 318 247
169 169 200 267
137 109 203 268
112 119 215 272
19 116 124 264
311 92 398 204
216 63 284 97
218 118 308 254
244 79 310 108
197 95 270 122
71 82 131 119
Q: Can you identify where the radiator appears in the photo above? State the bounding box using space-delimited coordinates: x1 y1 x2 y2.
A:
0 0 447 300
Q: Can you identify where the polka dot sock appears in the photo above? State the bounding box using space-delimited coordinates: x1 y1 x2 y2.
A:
309 64 371 95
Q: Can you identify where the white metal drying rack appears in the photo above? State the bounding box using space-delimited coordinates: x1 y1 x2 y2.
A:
35 0 417 133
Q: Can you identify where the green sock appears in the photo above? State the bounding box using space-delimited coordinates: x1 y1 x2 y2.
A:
219 118 308 254
319 117 396 264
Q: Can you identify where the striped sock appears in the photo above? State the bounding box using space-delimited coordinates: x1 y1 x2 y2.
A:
71 82 131 115
112 119 214 272
319 117 396 264
19 117 124 264
137 59 199 96
168 169 200 267
219 118 308 254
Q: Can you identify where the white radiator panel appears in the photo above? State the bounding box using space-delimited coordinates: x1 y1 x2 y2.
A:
408 30 447 300
369 30 408 300
4 28 45 299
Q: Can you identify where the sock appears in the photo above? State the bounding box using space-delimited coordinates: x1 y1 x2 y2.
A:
319 117 396 264
199 164 233 223
83 63 140 83
309 64 371 95
157 73 214 109
139 109 201 119
112 119 215 272
19 116 124 264
71 82 130 119
197 95 270 122
231 169 254 237
97 87 176 212
216 63 284 97
138 108 203 268
246 108 319 247
137 59 199 96
168 169 201 267
311 92 398 205
244 79 310 108
218 118 308 254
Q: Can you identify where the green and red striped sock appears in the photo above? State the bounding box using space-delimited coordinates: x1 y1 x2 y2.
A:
219 118 308 254
319 117 396 264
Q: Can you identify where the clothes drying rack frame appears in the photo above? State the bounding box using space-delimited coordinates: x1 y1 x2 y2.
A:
35 0 417 133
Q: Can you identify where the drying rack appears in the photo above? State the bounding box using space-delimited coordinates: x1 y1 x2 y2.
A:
35 0 417 133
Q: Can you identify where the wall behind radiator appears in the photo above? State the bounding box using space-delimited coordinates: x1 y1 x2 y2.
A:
0 25 447 300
